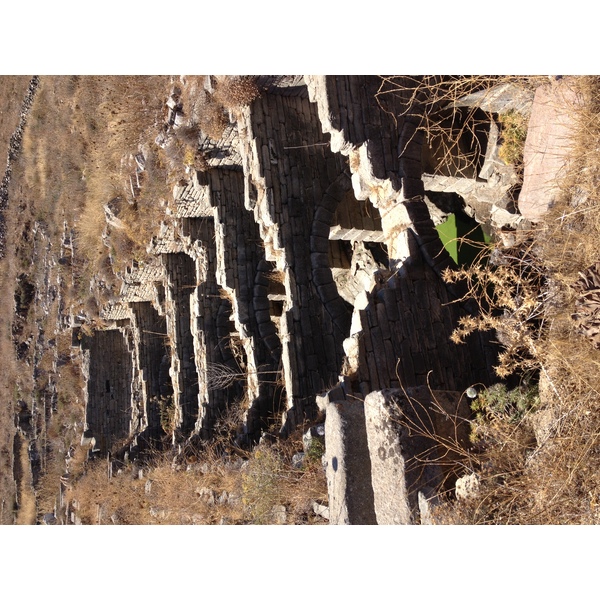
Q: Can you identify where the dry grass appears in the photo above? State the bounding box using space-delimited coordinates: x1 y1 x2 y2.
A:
13 433 36 525
497 110 529 166
241 443 327 524
442 239 545 379
197 90 230 141
66 435 327 525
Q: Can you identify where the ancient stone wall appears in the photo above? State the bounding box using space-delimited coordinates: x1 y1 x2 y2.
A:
344 232 496 397
130 301 171 437
161 251 199 435
181 217 241 439
237 91 356 428
81 329 133 454
200 168 283 441
82 75 506 472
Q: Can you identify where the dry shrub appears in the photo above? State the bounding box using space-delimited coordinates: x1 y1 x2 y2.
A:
241 442 327 524
161 132 209 182
196 89 230 141
212 76 261 110
497 109 528 166
443 238 545 379
376 75 546 178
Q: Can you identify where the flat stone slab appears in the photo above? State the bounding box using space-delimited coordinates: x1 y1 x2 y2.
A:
519 78 581 222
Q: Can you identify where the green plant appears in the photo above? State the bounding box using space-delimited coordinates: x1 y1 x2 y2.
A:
471 383 539 425
498 109 528 166
305 438 325 465
241 447 285 524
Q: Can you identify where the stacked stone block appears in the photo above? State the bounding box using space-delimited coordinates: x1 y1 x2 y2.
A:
130 301 171 437
181 217 242 439
81 329 133 454
161 251 199 435
81 75 506 491
237 91 355 429
197 168 283 440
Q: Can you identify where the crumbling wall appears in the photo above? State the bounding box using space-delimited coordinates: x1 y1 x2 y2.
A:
130 301 171 437
344 232 496 396
182 217 242 439
200 168 283 441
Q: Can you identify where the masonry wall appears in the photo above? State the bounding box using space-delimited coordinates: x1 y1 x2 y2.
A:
240 90 356 427
309 75 498 394
130 301 171 436
82 329 133 454
182 217 243 439
162 251 199 435
349 232 496 397
203 168 284 440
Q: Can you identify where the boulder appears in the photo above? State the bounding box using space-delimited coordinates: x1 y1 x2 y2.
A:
272 505 287 524
291 452 305 469
312 502 330 520
518 78 581 222
302 424 325 454
455 473 480 501
42 513 57 525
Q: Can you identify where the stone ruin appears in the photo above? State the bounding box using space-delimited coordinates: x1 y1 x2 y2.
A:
75 76 534 522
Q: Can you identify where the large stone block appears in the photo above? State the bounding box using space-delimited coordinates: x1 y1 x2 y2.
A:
518 79 581 222
325 394 377 525
364 387 470 524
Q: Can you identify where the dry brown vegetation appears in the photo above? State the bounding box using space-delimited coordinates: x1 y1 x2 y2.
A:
421 76 600 524
1 74 273 524
0 77 34 522
376 75 546 178
66 435 327 525
0 76 174 522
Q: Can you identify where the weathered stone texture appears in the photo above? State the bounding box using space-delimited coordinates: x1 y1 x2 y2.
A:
162 251 199 435
519 79 580 222
182 217 242 438
130 301 171 436
324 384 377 525
364 387 470 524
344 231 496 395
237 91 354 427
82 329 133 454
